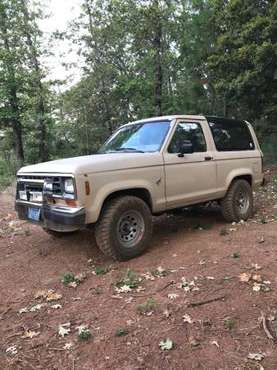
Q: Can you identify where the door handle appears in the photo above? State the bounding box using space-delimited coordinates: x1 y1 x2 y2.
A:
204 156 213 161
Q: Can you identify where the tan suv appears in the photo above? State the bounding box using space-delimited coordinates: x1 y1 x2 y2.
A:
16 115 264 260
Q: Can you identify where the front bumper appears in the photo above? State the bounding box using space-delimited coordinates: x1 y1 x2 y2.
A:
15 200 86 232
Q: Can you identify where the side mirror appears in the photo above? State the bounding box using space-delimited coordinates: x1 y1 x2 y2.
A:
178 140 194 157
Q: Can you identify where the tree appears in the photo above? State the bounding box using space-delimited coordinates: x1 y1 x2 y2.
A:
0 0 25 164
20 0 49 161
208 0 277 134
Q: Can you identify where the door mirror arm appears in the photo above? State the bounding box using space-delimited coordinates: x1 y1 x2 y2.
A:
177 140 194 157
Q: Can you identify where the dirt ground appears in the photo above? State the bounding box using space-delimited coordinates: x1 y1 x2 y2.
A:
1 172 277 370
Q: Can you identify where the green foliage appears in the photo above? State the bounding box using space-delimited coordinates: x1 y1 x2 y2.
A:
94 266 108 275
61 272 76 285
78 327 92 341
231 252 240 259
137 298 157 315
219 228 229 236
0 0 276 172
116 269 140 289
224 318 235 330
0 157 15 190
115 328 129 337
208 0 277 133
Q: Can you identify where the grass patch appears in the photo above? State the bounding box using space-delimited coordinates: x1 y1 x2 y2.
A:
115 328 129 337
115 269 140 290
62 272 77 286
151 267 169 278
137 298 157 315
95 266 108 275
78 327 92 341
219 228 229 236
224 318 235 330
0 156 18 191
231 252 240 259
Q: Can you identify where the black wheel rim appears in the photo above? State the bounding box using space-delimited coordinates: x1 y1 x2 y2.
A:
117 210 145 248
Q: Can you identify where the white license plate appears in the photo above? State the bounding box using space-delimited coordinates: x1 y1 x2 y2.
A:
30 192 43 202
27 207 41 221
19 190 27 200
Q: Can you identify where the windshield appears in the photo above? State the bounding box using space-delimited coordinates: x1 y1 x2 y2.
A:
99 121 170 153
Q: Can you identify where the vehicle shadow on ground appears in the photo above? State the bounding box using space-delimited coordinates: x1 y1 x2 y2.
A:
39 204 227 263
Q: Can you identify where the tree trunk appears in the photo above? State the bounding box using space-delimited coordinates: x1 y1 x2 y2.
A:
0 6 24 164
153 8 163 116
20 0 49 162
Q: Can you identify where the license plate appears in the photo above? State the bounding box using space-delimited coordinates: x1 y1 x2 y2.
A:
30 192 43 202
27 207 41 221
19 190 27 200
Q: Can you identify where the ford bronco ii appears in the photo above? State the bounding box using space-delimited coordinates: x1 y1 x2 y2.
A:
16 115 264 260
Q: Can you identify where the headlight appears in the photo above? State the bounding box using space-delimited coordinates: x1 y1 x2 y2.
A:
64 178 74 194
44 178 53 192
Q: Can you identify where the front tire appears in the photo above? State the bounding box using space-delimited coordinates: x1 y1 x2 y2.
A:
221 179 253 222
95 196 153 261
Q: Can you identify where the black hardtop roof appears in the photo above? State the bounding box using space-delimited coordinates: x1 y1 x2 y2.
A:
205 116 247 125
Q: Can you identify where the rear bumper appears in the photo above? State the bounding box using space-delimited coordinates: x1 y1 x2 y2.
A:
15 201 86 232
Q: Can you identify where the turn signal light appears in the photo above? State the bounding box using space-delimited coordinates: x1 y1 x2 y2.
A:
85 181 90 195
65 199 77 207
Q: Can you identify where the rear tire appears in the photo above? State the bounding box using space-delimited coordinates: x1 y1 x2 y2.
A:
221 179 253 222
95 196 153 261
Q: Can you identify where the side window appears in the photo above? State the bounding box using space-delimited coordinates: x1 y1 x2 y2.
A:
168 122 207 153
208 119 255 151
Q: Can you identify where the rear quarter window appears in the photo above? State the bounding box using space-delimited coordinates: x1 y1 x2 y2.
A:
207 117 255 151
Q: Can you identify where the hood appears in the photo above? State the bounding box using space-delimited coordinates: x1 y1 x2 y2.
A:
17 152 162 176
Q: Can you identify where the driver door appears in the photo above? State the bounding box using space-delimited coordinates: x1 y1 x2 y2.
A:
163 120 217 209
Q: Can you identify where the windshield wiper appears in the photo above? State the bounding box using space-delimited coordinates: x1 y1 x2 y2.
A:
115 147 145 153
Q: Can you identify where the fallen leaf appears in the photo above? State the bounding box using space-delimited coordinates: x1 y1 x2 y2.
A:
189 336 200 347
63 342 73 350
76 324 88 335
252 274 262 283
167 293 179 300
75 272 87 282
46 291 62 302
183 314 193 324
22 330 40 339
34 290 48 299
29 303 46 312
115 285 132 293
58 323 71 337
68 281 78 288
247 352 265 361
163 309 171 318
136 286 145 293
34 289 62 302
51 304 62 309
239 272 252 283
18 307 28 314
6 345 17 356
159 338 174 351
253 283 261 292
252 263 262 270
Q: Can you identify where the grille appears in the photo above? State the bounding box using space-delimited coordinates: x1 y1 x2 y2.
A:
17 175 67 202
